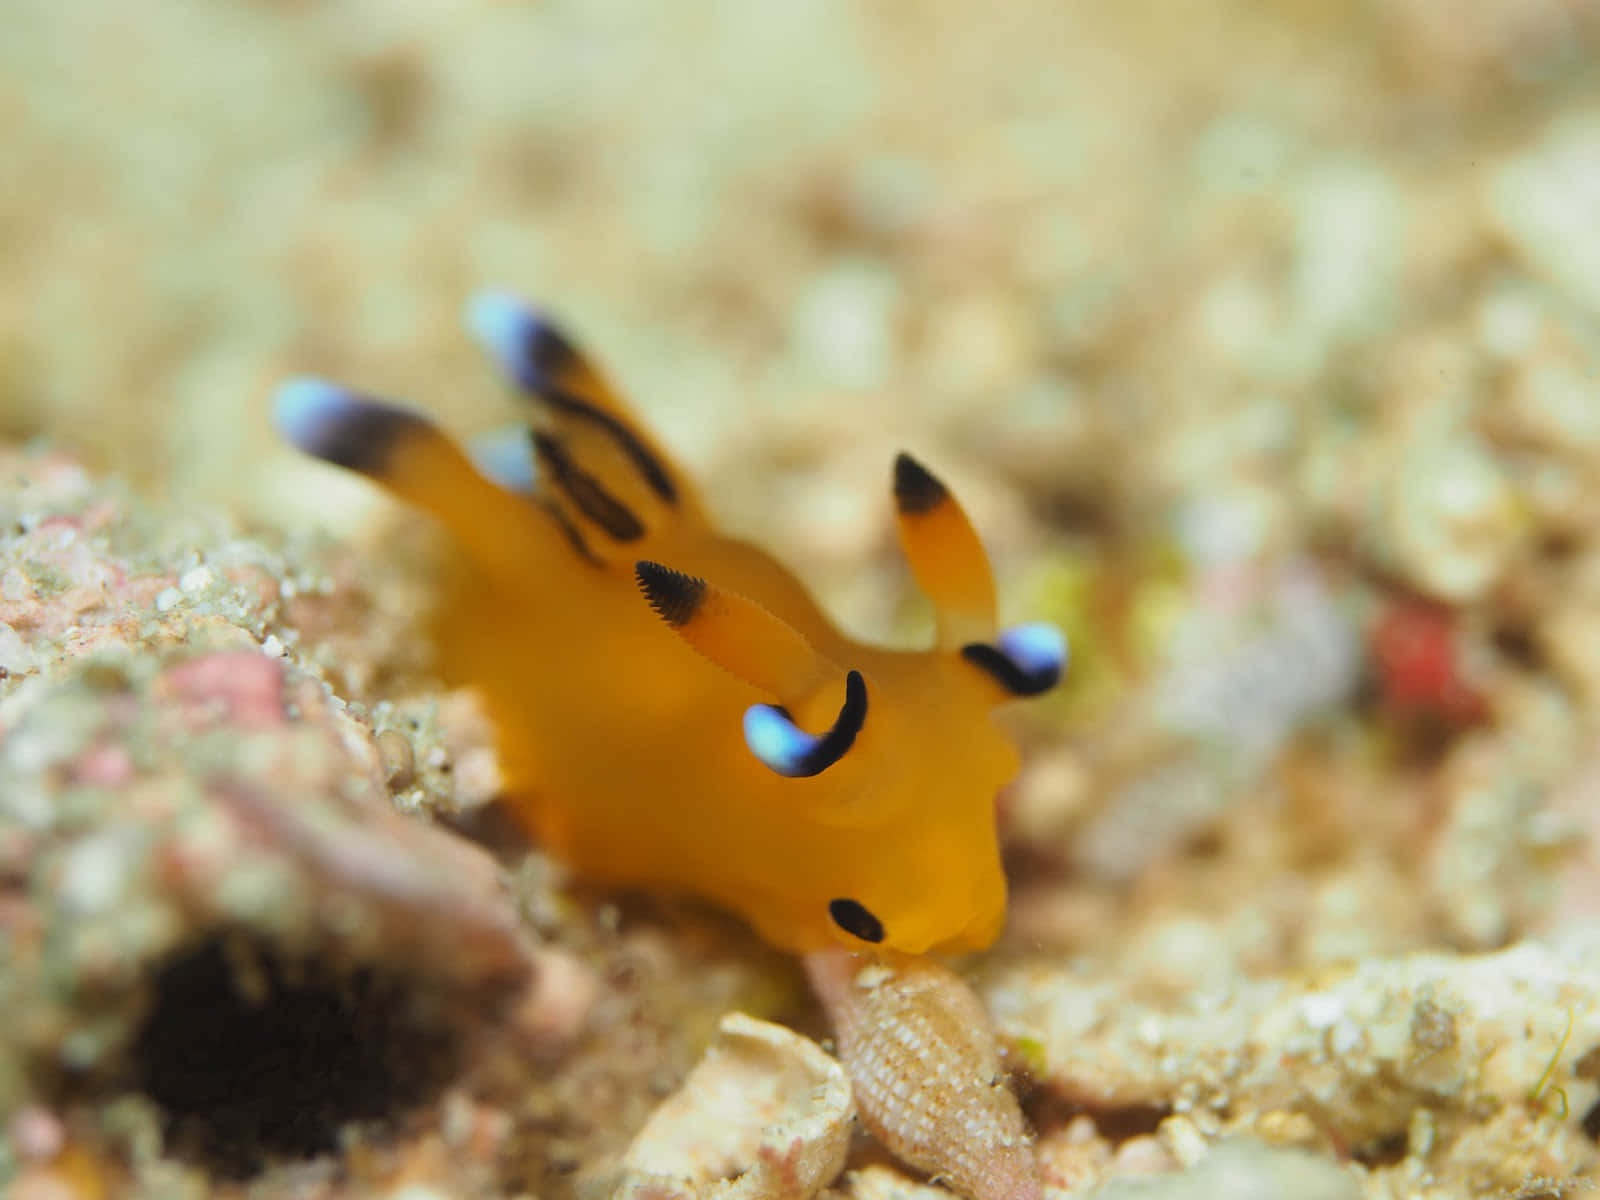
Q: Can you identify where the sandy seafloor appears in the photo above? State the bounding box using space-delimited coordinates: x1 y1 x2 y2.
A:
6 1 1600 1197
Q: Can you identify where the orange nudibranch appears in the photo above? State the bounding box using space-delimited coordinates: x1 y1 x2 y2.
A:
274 293 1065 955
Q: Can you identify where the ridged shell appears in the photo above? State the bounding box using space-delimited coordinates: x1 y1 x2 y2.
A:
805 950 1039 1200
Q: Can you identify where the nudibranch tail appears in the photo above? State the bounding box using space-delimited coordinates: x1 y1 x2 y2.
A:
272 378 565 576
893 453 999 649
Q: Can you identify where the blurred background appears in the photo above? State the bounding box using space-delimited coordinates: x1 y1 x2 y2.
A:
7 0 1598 571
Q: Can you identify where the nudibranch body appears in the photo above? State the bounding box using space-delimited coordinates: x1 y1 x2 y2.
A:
274 294 1063 957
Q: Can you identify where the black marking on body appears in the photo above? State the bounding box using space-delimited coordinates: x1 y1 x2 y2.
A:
514 317 580 382
960 641 1060 697
635 561 707 627
499 310 675 504
542 390 679 505
892 452 948 517
828 898 885 943
301 398 428 476
531 431 646 542
539 497 604 567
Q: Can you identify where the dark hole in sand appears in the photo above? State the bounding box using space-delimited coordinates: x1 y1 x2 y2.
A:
1022 1085 1171 1145
1350 1127 1409 1167
1583 1096 1600 1143
131 936 467 1177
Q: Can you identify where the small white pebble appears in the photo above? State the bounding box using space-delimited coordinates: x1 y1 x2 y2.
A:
1476 288 1541 359
1063 1114 1098 1145
1112 1134 1174 1174
155 587 182 613
260 634 285 658
9 1105 66 1161
855 964 894 990
179 565 214 593
439 1090 476 1148
1407 1107 1435 1157
376 729 416 788
1158 1114 1210 1168
1329 1019 1366 1057
0 622 36 676
517 948 600 1046
1301 992 1344 1030
60 831 132 912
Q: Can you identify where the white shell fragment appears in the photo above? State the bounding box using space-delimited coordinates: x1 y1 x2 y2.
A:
617 1012 853 1200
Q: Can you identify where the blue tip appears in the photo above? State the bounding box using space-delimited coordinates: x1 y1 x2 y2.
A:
272 377 357 454
743 704 819 779
469 427 539 494
464 290 543 391
997 621 1068 676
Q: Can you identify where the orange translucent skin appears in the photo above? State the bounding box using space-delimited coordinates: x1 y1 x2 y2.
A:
287 319 1038 956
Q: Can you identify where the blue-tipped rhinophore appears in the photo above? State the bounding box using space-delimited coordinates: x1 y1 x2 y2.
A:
272 377 422 473
960 621 1067 696
274 377 357 456
469 427 539 494
465 290 573 394
744 704 824 779
741 669 868 778
997 621 1068 680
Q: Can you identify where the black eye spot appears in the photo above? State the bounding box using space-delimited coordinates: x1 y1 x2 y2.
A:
828 898 885 944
